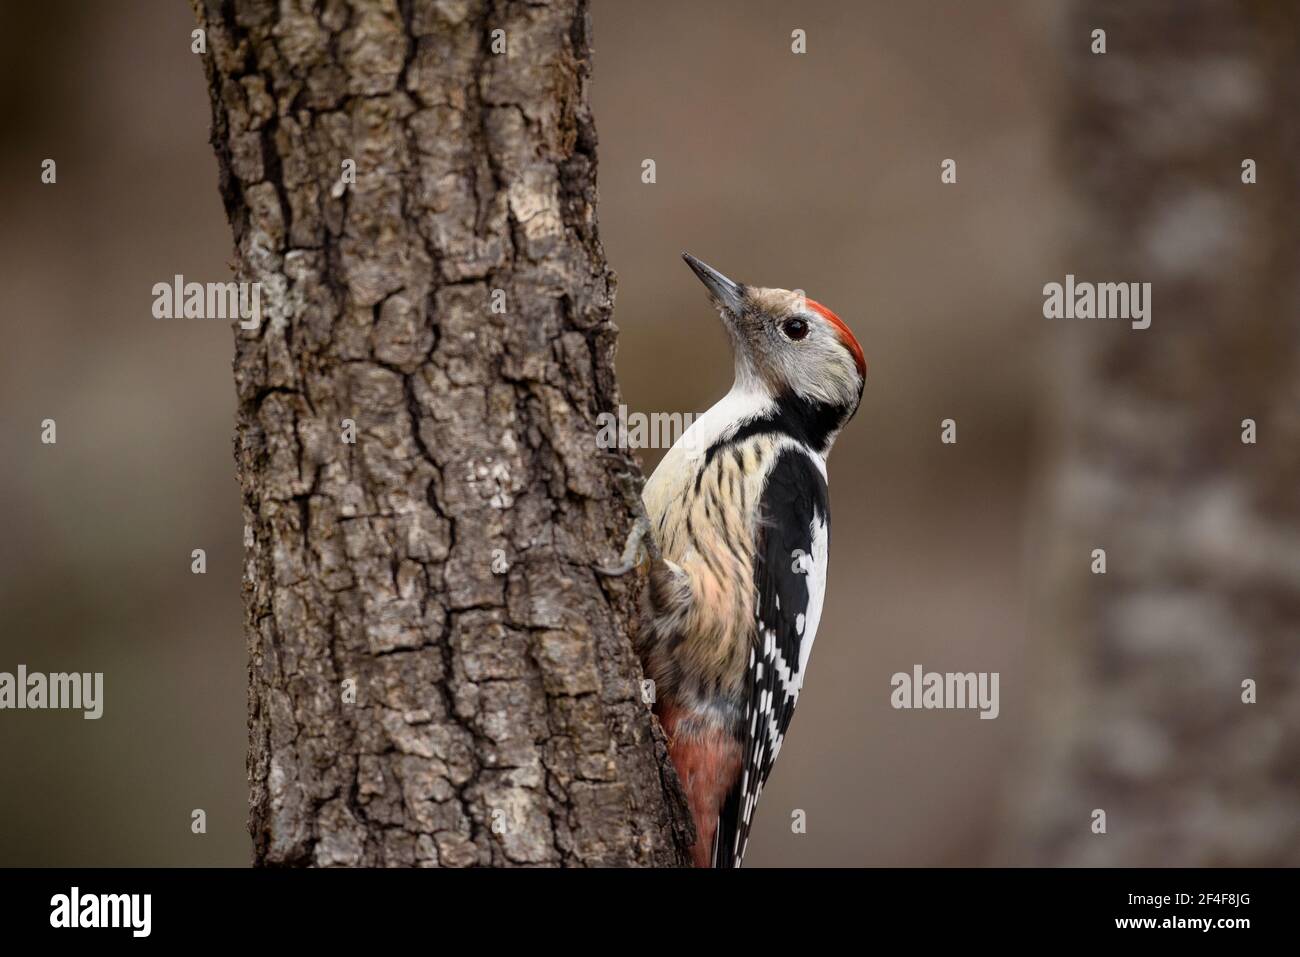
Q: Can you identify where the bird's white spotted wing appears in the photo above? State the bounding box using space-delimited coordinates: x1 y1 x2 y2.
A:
714 445 829 867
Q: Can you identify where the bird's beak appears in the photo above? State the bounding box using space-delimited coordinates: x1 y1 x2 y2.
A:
682 252 745 317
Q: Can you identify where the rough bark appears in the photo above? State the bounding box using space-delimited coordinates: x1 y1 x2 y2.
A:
1004 0 1300 865
192 0 692 866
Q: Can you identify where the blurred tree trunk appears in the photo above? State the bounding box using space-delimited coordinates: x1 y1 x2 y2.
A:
193 0 691 866
1005 0 1300 864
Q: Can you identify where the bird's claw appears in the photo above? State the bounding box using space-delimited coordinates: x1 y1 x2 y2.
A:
596 515 650 576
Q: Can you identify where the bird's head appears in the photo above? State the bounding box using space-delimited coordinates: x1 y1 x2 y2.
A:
683 253 866 439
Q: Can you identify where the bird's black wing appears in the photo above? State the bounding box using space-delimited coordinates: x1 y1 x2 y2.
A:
714 446 829 867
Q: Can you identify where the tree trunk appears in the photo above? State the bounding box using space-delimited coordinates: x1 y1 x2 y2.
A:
1004 0 1300 865
192 0 692 867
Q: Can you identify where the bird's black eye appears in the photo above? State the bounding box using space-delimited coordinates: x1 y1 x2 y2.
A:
782 317 809 341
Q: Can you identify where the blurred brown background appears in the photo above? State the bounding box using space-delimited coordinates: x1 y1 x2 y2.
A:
1 1 1293 866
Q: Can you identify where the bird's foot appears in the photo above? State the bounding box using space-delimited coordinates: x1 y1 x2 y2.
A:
596 467 661 575
596 515 650 576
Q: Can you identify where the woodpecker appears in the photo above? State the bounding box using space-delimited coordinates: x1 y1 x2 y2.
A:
622 253 865 867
